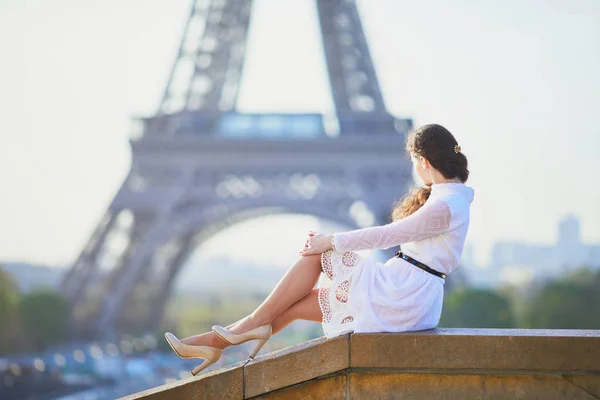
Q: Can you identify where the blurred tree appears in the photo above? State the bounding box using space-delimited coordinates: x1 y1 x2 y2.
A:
440 288 515 328
0 265 21 354
564 266 600 285
19 289 70 351
444 264 469 295
524 267 600 329
496 283 533 328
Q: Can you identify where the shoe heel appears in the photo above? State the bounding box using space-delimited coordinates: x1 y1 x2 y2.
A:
249 338 268 359
191 358 216 376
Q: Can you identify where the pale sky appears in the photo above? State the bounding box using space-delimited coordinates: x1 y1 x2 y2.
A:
1 0 599 269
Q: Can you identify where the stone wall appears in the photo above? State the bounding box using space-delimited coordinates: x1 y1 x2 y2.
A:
120 328 600 399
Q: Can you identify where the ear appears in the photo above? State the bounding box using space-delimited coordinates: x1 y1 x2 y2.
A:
419 156 430 169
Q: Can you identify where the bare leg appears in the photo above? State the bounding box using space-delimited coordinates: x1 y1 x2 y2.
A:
181 254 323 348
270 288 322 334
228 253 322 333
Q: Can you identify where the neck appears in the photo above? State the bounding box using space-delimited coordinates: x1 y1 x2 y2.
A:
429 171 461 185
434 178 461 184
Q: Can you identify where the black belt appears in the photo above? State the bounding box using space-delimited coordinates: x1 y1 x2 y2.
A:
395 251 446 279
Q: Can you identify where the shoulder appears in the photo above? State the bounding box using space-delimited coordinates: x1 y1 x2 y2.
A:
432 193 471 225
439 192 470 208
425 190 468 212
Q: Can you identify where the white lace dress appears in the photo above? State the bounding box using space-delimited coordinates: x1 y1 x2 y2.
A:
317 182 475 338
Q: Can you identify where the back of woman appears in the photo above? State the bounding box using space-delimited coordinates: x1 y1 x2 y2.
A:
318 124 474 338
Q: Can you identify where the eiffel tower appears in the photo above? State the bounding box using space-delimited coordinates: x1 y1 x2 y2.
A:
60 0 414 339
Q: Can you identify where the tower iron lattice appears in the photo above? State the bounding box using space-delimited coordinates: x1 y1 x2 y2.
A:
60 0 414 338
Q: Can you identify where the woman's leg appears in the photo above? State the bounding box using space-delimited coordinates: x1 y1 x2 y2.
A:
232 253 322 332
270 288 322 334
181 254 323 348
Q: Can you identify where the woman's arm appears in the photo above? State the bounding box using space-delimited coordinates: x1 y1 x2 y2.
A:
332 198 452 252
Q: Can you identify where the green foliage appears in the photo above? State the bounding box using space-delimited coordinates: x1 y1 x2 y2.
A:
439 267 600 330
440 288 515 328
524 267 600 329
19 289 70 351
0 265 19 319
0 265 21 353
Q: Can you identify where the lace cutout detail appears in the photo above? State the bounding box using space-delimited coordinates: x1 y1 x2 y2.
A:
318 287 332 324
342 252 357 267
335 280 350 303
317 248 363 338
334 199 451 252
322 252 334 280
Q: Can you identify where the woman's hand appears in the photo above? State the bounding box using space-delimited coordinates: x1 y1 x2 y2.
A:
300 230 333 256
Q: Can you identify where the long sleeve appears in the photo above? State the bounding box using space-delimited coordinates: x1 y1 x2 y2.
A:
332 198 452 252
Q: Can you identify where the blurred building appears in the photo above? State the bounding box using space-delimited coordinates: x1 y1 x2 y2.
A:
490 215 600 279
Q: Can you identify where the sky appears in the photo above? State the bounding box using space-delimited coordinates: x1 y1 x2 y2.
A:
1 0 599 270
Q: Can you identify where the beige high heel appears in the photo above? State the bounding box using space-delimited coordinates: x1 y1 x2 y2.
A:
164 332 223 376
211 324 272 359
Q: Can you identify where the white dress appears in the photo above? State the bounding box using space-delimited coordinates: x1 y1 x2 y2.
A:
317 182 475 338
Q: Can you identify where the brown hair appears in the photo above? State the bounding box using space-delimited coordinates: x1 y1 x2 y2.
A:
391 124 469 221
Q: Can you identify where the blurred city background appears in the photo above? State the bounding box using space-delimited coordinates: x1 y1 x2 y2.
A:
1 0 599 399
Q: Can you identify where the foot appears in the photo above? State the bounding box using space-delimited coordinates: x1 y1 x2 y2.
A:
227 314 269 335
180 331 228 349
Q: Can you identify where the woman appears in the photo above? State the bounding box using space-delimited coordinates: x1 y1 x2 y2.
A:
165 124 474 376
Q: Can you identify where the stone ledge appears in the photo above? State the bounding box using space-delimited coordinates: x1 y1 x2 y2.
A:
350 328 600 371
121 328 600 400
244 334 349 398
118 360 246 400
